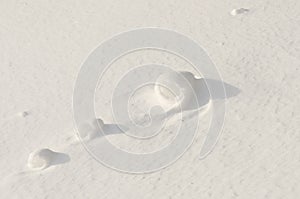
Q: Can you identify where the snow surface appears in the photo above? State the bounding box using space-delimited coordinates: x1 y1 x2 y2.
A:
0 0 300 198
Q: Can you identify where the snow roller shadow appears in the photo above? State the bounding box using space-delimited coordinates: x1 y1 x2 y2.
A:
101 123 129 136
167 72 240 114
195 78 240 104
51 152 71 166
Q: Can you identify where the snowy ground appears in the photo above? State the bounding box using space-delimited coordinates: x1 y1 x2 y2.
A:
0 0 300 198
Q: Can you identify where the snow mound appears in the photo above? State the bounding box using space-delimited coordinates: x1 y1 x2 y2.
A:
154 71 199 110
78 118 104 140
27 149 57 170
230 8 249 16
18 111 29 117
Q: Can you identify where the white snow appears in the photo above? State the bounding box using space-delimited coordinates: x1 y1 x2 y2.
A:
0 0 300 198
